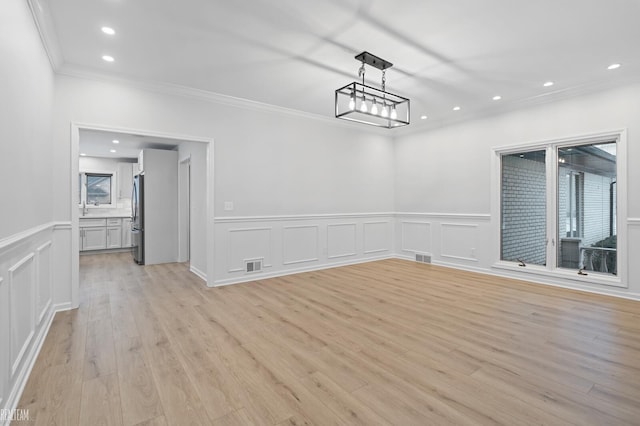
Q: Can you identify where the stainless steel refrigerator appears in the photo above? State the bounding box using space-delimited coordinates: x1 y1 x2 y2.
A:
132 173 144 264
131 149 178 266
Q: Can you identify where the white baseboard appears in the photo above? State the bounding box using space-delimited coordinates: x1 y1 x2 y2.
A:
53 302 76 312
405 256 640 302
189 265 207 282
213 254 394 287
213 252 640 301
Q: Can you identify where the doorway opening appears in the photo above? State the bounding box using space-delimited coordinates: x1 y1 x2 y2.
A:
70 124 214 307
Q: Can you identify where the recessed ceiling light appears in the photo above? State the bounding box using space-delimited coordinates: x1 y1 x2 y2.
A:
102 55 115 62
607 63 621 70
493 95 502 101
80 153 87 156
420 115 428 120
453 106 461 111
101 26 115 35
543 81 554 87
110 149 116 153
112 139 119 144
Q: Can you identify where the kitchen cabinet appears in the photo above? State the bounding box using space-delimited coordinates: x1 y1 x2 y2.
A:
122 218 132 248
80 218 108 251
117 162 135 200
80 217 130 251
83 228 107 250
106 218 122 248
107 226 122 248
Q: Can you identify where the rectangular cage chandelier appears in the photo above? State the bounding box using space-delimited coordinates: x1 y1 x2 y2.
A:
335 51 410 128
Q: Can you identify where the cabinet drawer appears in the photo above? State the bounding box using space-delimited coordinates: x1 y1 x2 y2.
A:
107 218 122 226
80 218 106 227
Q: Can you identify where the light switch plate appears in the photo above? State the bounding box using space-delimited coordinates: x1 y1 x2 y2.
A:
224 201 234 211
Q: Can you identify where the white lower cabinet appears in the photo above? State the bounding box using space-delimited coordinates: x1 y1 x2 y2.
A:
107 226 122 248
80 217 129 251
81 227 107 251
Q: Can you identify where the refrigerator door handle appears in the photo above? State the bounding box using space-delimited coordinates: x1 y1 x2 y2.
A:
131 183 136 223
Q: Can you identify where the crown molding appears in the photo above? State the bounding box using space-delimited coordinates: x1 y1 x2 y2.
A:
26 0 64 69
25 1 389 135
395 75 640 139
30 1 639 140
56 65 392 136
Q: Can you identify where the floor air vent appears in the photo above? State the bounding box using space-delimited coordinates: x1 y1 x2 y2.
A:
245 259 263 273
415 253 432 264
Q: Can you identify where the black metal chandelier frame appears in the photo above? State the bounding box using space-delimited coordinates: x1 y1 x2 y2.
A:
335 51 410 129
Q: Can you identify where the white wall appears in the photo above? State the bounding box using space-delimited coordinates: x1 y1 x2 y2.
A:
79 156 123 172
52 75 396 286
53 76 394 219
0 0 54 240
0 0 59 418
394 83 640 297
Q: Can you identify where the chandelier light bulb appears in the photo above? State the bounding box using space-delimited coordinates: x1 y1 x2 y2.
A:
390 105 397 120
381 103 389 118
371 99 378 115
348 94 355 110
360 96 368 113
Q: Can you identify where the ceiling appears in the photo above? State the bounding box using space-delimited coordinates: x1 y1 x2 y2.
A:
33 0 640 130
79 129 182 159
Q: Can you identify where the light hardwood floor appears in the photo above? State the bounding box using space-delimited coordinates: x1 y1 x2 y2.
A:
18 253 640 425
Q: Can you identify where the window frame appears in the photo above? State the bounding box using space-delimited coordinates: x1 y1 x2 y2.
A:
78 169 117 209
491 129 627 289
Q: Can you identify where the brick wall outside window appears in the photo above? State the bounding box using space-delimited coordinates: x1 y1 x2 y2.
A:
501 155 546 265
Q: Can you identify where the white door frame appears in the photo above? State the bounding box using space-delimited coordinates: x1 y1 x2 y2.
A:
178 155 191 263
70 122 215 307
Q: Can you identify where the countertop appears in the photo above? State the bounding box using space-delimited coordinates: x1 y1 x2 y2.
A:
80 214 132 219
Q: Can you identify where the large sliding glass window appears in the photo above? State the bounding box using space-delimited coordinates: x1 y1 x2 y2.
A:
501 150 547 266
499 140 617 277
557 142 616 274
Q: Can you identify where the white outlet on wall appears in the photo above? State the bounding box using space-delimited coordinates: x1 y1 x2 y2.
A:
224 201 234 211
471 248 476 257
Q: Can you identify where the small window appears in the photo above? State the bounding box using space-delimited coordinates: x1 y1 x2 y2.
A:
86 173 112 205
79 172 114 206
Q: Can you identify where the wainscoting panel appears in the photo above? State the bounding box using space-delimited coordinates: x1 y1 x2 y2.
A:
327 223 357 259
36 242 53 325
9 254 35 378
395 213 491 267
0 223 59 417
283 225 319 265
364 221 391 254
214 213 395 286
441 223 479 262
401 221 432 254
227 227 273 272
